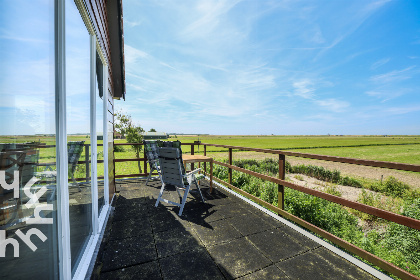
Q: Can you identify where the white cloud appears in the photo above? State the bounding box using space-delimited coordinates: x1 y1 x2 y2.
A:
370 66 415 84
292 79 315 99
385 105 420 115
316 98 350 113
124 45 149 64
370 58 390 70
124 18 143 28
182 0 243 38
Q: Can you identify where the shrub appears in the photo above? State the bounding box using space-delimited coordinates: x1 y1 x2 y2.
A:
383 176 410 198
340 176 363 188
114 145 125 152
384 198 420 275
324 184 342 197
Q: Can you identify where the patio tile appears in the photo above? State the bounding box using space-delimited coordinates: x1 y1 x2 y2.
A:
99 261 162 280
246 228 308 262
101 234 157 272
214 202 252 218
182 204 225 225
228 213 275 236
192 218 242 247
277 225 320 249
149 207 191 233
159 248 224 280
208 237 272 279
315 247 377 280
108 218 152 241
275 248 377 280
155 228 202 258
239 265 289 280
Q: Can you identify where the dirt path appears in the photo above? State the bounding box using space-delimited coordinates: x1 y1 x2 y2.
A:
209 151 420 189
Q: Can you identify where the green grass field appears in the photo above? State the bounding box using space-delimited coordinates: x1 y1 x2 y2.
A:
173 135 420 163
2 134 420 177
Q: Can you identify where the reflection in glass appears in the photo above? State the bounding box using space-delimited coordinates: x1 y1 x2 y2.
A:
66 0 92 275
0 1 58 279
96 52 105 214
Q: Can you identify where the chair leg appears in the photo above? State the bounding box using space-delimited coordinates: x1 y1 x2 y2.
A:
155 183 166 208
193 178 205 203
145 167 154 185
178 185 190 216
71 174 81 192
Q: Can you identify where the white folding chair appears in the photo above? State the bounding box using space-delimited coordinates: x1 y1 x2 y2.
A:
155 147 205 216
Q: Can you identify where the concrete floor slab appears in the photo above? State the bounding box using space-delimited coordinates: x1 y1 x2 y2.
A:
208 237 272 279
192 218 242 247
99 261 161 280
159 248 225 280
101 234 157 272
246 228 308 262
238 265 289 280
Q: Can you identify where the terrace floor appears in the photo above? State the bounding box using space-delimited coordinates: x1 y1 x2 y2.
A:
91 178 379 280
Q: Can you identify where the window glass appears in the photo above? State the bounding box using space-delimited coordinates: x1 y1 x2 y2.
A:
96 52 105 214
65 0 92 275
0 0 58 279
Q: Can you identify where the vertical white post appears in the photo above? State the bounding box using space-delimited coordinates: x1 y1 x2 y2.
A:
55 0 72 278
90 35 98 234
103 64 109 206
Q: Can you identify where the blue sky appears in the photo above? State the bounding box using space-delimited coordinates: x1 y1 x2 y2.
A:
121 0 420 135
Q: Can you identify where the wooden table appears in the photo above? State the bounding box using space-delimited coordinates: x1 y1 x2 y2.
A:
182 155 213 192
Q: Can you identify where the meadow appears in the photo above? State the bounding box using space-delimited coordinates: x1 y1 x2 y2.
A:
173 135 420 164
2 134 419 177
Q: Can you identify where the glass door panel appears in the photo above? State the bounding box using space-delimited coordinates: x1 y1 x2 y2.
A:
65 0 92 275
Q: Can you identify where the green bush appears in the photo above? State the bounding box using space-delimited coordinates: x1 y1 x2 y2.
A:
383 198 420 276
114 145 125 152
383 176 410 198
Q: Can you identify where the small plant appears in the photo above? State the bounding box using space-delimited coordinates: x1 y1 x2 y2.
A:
383 176 410 198
324 184 342 197
114 145 125 152
294 174 304 181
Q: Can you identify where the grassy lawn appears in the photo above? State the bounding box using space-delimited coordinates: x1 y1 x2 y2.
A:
3 134 419 178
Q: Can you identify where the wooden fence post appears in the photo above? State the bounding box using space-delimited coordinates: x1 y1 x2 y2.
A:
85 144 90 182
190 144 194 171
278 154 285 211
228 148 232 185
143 144 147 177
204 145 207 173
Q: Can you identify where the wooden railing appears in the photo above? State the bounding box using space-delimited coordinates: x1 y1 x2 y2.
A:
33 143 106 182
113 141 420 280
200 142 420 280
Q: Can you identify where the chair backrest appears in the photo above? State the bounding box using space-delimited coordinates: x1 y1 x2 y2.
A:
157 140 185 173
158 147 185 187
1 143 38 187
0 150 26 194
157 140 182 150
143 140 159 164
67 141 85 174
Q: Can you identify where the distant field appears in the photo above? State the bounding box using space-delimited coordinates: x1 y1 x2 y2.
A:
173 135 420 165
3 134 420 177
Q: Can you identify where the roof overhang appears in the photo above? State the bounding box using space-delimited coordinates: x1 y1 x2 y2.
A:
107 0 126 100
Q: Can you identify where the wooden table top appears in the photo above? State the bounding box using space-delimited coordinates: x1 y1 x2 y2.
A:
182 154 213 163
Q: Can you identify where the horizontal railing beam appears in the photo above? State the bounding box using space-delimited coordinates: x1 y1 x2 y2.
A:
214 160 420 231
203 143 420 172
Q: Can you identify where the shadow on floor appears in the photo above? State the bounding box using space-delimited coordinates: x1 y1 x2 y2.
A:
92 179 379 280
